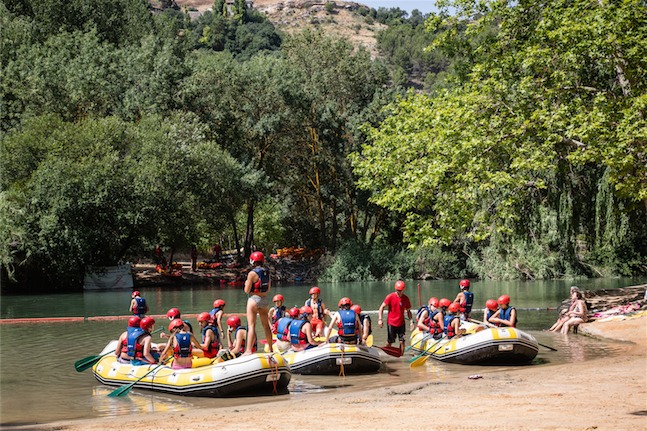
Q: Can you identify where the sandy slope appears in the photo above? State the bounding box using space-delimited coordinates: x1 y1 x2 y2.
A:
33 314 647 431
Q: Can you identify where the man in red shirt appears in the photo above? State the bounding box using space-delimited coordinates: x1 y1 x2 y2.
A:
378 280 414 354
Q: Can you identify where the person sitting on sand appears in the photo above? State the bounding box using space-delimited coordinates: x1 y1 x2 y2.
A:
561 291 588 334
548 286 581 332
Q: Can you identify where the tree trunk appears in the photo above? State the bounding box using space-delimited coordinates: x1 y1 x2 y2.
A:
244 199 255 260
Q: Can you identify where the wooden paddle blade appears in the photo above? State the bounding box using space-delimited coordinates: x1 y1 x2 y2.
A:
74 355 101 372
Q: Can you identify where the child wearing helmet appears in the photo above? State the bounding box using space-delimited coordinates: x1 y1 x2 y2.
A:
243 251 273 356
305 286 330 338
129 291 148 317
130 317 160 365
210 299 226 339
416 297 444 339
326 297 363 344
489 295 517 327
268 294 286 334
273 308 297 352
159 318 202 369
453 279 474 320
225 315 256 356
115 316 142 363
351 304 372 344
288 306 320 351
443 302 463 339
483 299 499 326
197 312 221 359
377 280 414 354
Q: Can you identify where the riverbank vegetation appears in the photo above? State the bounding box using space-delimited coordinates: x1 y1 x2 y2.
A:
1 0 645 292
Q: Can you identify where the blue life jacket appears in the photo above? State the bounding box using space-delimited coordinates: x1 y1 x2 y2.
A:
271 305 286 324
486 309 497 321
444 314 458 338
289 320 308 345
209 307 222 319
498 307 516 327
462 291 474 314
201 324 220 357
252 267 269 293
174 332 192 357
134 297 147 315
276 317 293 341
338 310 357 336
416 305 430 322
126 327 145 357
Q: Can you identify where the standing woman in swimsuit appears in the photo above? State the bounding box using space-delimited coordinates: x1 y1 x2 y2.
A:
243 251 274 356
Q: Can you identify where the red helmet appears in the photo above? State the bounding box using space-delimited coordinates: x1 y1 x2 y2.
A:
309 286 321 295
428 297 440 307
439 298 451 308
250 251 264 264
128 316 141 328
300 305 313 316
448 302 460 313
394 280 406 291
168 318 184 332
166 307 181 320
486 299 498 311
498 294 511 305
351 304 362 314
131 290 140 298
273 294 284 302
213 299 225 308
459 279 470 289
338 297 352 307
140 317 155 331
197 312 212 323
227 315 241 328
289 307 300 318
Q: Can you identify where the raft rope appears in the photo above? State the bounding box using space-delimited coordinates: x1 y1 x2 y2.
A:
267 354 279 395
338 344 346 377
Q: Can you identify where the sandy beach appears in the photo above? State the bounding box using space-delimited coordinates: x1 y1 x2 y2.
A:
33 313 647 431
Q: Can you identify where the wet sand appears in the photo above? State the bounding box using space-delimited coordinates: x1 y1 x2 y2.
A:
31 314 647 431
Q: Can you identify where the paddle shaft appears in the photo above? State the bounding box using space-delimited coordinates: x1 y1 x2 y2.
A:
108 358 171 397
410 336 447 367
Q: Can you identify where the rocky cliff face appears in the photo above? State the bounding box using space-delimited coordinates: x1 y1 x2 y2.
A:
174 0 386 56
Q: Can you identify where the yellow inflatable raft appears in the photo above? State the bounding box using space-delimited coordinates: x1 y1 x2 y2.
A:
92 341 291 397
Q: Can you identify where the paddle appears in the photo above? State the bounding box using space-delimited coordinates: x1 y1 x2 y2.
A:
365 334 373 347
468 318 557 352
75 328 162 372
409 336 447 367
375 345 403 357
404 331 433 353
108 357 171 397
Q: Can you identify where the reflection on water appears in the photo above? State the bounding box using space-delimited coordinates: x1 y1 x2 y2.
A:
1 277 645 425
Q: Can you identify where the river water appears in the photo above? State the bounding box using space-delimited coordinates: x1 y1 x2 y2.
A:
1 277 644 426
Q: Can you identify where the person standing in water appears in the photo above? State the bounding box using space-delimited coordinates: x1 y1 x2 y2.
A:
377 280 414 354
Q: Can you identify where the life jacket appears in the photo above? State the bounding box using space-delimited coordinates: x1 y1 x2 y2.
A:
174 332 192 358
271 305 286 325
461 291 474 314
428 310 442 336
133 297 147 316
126 327 145 357
201 324 220 358
252 267 269 293
360 314 372 336
275 317 293 342
444 314 458 338
337 310 358 337
305 298 324 318
416 305 430 322
289 320 308 345
498 307 516 327
209 307 222 320
486 309 497 322
234 326 256 353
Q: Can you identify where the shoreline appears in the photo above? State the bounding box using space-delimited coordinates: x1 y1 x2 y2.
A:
28 309 647 431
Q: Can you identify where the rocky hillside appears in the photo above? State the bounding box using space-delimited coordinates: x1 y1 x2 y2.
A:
174 0 387 56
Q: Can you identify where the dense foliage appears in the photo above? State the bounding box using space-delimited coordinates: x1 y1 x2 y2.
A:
1 0 645 291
